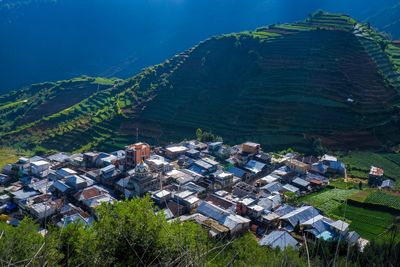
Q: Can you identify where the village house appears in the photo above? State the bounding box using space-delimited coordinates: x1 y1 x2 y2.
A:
197 201 250 236
241 142 260 154
379 179 395 190
125 142 151 168
165 145 188 160
368 166 384 187
30 160 51 178
320 154 346 174
125 161 160 197
285 159 310 175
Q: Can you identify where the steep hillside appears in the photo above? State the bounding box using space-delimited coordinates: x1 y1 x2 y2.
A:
1 12 400 153
2 0 400 92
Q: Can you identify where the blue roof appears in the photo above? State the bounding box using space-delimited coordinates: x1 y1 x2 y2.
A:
259 231 298 250
274 205 296 216
280 206 320 227
245 160 266 174
53 180 71 192
6 202 17 211
304 219 331 236
63 214 93 227
47 153 70 162
188 165 207 175
227 166 246 178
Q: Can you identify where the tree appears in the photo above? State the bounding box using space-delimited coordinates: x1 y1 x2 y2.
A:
0 218 61 266
196 128 203 141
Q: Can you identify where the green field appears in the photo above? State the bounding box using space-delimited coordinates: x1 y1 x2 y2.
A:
299 188 359 215
364 191 400 211
341 152 400 185
0 147 24 169
332 204 397 241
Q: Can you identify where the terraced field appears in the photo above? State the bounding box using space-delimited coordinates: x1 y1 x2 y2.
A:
140 24 400 151
365 191 400 210
349 190 400 211
1 12 400 153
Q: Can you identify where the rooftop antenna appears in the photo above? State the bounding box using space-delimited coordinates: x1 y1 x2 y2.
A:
136 127 139 142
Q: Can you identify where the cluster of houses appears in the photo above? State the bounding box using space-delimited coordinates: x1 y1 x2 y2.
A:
0 140 369 250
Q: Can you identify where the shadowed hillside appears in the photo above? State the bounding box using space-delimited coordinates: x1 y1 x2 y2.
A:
1 12 400 153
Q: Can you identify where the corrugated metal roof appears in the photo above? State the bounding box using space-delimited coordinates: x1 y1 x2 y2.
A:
280 206 320 227
292 178 310 188
197 201 230 223
245 160 266 174
259 231 298 250
227 166 246 178
261 182 282 193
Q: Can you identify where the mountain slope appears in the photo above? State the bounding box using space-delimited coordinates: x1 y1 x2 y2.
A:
1 12 400 153
1 0 400 92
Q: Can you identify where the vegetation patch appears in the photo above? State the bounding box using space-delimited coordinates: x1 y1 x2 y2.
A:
364 191 400 211
348 190 371 202
0 147 25 168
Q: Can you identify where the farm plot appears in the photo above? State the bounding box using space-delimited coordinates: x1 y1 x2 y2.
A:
365 191 400 211
332 204 396 241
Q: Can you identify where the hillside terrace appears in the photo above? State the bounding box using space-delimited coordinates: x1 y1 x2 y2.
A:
1 138 392 251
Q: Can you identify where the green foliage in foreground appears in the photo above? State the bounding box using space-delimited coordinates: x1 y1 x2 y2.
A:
4 197 400 266
0 197 311 266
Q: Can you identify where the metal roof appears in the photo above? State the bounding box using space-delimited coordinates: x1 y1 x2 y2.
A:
292 178 310 188
245 160 266 174
259 231 298 250
197 201 230 223
227 166 247 178
53 180 71 193
274 204 296 217
261 182 282 193
282 184 299 193
280 206 320 227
